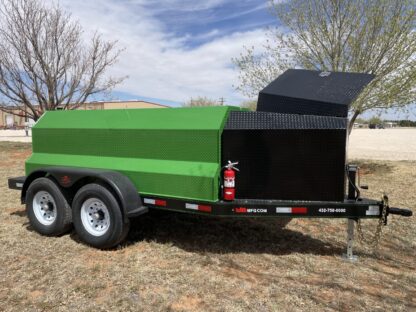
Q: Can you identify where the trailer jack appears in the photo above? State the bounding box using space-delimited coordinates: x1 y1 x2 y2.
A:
342 219 358 262
342 203 412 262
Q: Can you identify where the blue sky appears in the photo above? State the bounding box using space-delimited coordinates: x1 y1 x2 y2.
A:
56 0 273 107
146 1 274 48
57 0 414 120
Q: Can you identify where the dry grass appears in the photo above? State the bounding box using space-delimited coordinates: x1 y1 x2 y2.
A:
0 142 415 312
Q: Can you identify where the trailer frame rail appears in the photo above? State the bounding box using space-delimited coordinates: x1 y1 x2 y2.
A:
142 196 385 219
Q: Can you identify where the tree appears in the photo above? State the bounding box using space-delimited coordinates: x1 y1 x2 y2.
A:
398 120 416 127
240 100 257 111
354 117 367 124
0 0 124 121
184 96 220 107
233 0 416 133
368 116 383 125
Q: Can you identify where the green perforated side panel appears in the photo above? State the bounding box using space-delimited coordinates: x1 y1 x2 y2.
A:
32 129 218 162
26 106 240 202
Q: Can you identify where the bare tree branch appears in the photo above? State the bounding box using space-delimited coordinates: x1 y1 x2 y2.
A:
0 0 125 120
183 97 220 107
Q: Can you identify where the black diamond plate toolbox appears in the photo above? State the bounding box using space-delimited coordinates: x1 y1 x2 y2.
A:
222 111 348 201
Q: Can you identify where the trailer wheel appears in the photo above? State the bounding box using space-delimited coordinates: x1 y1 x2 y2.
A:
72 183 130 249
26 177 72 236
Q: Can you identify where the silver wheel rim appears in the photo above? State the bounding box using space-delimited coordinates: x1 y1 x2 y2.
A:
33 191 57 226
80 198 110 237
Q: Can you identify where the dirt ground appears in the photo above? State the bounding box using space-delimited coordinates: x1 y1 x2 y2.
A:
0 142 415 311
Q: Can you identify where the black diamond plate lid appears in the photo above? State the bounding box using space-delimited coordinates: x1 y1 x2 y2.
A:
224 111 347 130
259 69 374 106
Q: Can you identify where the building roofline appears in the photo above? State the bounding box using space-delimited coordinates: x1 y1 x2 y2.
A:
98 100 170 108
1 100 172 110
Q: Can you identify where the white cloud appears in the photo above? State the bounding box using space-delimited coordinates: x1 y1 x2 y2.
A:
127 0 228 12
57 0 268 104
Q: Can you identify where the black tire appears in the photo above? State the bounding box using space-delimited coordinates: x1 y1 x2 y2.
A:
72 183 130 249
26 177 72 236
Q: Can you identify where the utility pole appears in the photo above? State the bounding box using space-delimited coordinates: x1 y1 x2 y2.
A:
219 97 225 106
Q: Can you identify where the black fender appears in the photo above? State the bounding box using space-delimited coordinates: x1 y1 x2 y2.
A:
22 167 147 221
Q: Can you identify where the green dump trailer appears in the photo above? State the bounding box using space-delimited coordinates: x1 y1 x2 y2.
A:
7 69 412 258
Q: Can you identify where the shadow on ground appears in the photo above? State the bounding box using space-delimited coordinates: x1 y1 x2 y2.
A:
11 207 360 257
125 211 348 256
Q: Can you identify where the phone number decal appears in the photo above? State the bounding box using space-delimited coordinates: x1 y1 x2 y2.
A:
318 208 346 214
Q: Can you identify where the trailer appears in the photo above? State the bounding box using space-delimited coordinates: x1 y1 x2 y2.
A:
7 69 412 257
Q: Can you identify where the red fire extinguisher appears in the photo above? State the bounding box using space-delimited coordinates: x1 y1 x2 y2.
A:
223 161 239 201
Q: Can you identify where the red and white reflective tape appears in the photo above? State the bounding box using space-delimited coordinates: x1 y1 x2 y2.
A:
143 198 167 206
276 207 308 214
185 203 212 213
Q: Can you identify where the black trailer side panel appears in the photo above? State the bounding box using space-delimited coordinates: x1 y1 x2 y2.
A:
222 111 347 202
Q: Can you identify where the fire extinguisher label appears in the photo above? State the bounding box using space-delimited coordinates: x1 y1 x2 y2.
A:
224 179 235 187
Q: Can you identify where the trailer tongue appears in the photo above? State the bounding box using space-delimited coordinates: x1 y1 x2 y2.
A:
7 69 412 255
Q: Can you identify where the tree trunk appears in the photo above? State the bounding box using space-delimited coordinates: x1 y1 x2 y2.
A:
348 110 360 135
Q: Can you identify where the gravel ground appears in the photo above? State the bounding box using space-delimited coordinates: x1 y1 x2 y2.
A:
0 130 32 143
1 128 416 160
348 128 416 161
